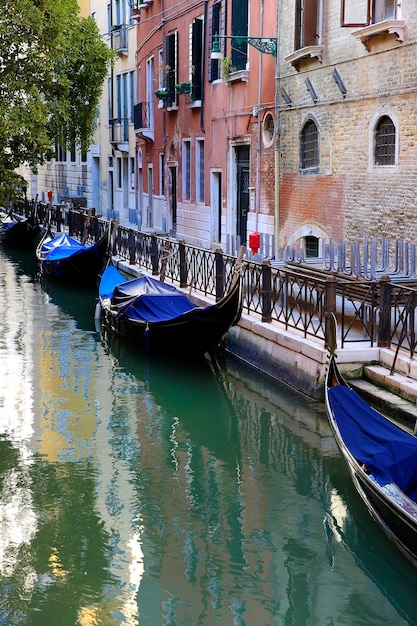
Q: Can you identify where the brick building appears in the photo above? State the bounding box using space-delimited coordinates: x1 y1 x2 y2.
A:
277 1 417 255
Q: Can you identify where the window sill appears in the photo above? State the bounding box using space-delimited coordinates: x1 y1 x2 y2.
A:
226 69 250 84
285 46 324 70
352 20 405 49
369 163 398 173
299 166 319 175
187 100 201 109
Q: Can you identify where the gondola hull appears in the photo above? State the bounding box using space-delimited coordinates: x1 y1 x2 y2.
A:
98 266 243 357
0 212 42 248
36 228 110 284
325 357 417 567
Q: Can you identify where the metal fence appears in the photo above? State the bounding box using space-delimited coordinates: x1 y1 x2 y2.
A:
11 203 417 365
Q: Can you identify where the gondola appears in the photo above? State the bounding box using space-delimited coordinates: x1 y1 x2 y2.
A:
325 354 417 567
36 225 111 284
96 258 243 357
0 210 43 248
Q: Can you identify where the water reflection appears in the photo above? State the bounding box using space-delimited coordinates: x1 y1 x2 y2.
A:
0 247 416 625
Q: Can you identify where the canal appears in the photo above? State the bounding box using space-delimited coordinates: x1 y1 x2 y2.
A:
0 246 416 626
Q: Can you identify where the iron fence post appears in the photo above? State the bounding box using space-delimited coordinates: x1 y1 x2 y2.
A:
151 235 159 275
378 274 391 347
179 241 188 288
325 275 337 350
128 231 135 265
215 249 225 301
262 260 272 323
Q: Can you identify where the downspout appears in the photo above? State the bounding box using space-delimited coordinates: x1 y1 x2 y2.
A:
274 1 280 259
255 0 265 232
200 0 208 133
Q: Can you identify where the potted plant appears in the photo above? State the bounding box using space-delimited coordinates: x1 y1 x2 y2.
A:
221 56 233 79
175 82 191 94
154 88 169 100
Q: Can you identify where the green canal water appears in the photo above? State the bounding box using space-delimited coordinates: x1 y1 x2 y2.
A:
0 247 416 626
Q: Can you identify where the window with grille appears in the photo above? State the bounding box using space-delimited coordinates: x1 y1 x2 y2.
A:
305 236 319 258
374 115 395 166
300 119 319 172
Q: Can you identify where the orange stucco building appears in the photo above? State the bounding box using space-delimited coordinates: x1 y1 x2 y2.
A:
134 0 278 254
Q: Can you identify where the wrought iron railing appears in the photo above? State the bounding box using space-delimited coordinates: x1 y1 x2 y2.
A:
12 205 417 363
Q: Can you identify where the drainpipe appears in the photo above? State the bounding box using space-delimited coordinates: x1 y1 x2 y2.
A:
255 0 265 232
200 0 208 133
274 2 280 259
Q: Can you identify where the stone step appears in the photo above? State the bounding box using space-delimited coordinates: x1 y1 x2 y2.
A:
350 370 417 432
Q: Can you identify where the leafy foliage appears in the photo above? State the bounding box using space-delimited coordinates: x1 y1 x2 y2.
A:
0 0 115 203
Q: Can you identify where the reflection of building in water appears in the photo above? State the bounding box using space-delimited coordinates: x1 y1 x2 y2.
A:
34 306 145 623
0 259 38 591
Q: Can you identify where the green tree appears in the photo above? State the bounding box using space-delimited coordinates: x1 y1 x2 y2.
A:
0 0 115 203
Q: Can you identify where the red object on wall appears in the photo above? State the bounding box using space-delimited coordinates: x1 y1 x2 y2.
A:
47 190 53 203
249 232 260 255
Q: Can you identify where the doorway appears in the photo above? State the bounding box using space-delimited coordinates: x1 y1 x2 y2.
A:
236 146 250 245
169 166 177 238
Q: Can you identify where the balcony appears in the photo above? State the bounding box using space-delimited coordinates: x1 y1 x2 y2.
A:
112 24 128 55
134 103 154 142
109 118 130 151
352 20 406 50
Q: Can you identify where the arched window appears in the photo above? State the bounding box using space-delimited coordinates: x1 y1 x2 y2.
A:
300 119 319 172
374 115 396 166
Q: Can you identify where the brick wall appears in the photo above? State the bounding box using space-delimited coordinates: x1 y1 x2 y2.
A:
277 1 417 248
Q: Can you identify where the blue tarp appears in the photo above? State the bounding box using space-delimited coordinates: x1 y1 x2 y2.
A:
40 233 92 261
99 265 196 322
329 385 417 497
99 265 128 299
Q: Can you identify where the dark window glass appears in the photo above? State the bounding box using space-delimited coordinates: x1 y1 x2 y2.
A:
231 0 248 70
375 115 395 165
191 19 203 100
300 120 319 170
305 236 319 258
209 3 221 82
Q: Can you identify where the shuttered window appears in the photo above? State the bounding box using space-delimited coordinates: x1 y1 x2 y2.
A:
191 19 203 101
165 32 178 107
208 2 222 82
295 0 319 50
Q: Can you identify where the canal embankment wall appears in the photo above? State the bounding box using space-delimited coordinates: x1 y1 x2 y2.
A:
114 257 387 401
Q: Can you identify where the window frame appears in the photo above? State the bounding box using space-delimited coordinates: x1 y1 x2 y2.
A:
196 138 205 203
299 117 320 174
341 0 400 27
182 139 191 201
371 113 398 168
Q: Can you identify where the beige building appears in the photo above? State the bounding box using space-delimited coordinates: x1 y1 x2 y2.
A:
26 0 138 224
